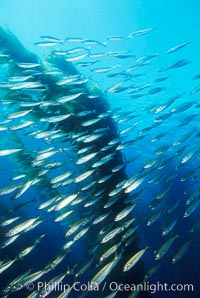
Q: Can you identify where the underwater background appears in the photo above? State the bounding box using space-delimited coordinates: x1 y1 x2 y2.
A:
0 0 200 297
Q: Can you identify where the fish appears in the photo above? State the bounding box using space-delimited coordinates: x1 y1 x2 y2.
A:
73 227 90 242
92 65 121 73
2 269 31 295
34 41 63 47
83 132 105 143
33 148 61 162
183 198 200 218
10 174 27 181
101 227 122 243
124 233 138 248
54 194 78 211
106 36 128 41
162 219 177 236
40 113 71 123
0 149 23 156
92 211 111 225
91 255 120 286
37 197 58 210
0 234 20 249
128 28 154 38
5 217 40 237
0 183 22 196
106 81 129 94
166 41 191 54
0 216 20 226
65 37 84 42
56 75 81 85
0 259 17 274
81 118 101 127
122 224 139 241
12 179 37 199
124 177 145 194
128 84 150 95
57 92 83 103
82 39 106 46
136 53 159 63
191 220 200 233
50 171 72 184
74 169 95 183
76 60 99 67
123 247 148 271
10 120 34 131
172 240 192 263
191 84 200 95
192 74 200 80
76 152 98 164
75 258 95 277
126 62 149 72
18 234 46 259
17 62 40 68
11 270 45 292
65 53 88 62
65 218 88 237
54 210 73 223
146 209 163 226
180 147 198 164
154 76 169 83
109 52 136 59
7 109 32 119
40 35 65 42
159 59 191 72
10 81 44 90
114 204 137 221
154 235 179 260
99 243 121 263
148 87 165 94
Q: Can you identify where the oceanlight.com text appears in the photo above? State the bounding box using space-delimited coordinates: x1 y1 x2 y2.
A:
25 280 194 294
108 281 194 293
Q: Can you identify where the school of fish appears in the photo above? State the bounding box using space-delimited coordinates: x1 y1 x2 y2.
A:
0 25 199 298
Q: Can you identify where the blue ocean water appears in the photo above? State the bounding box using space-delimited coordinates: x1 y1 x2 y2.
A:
0 1 200 298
